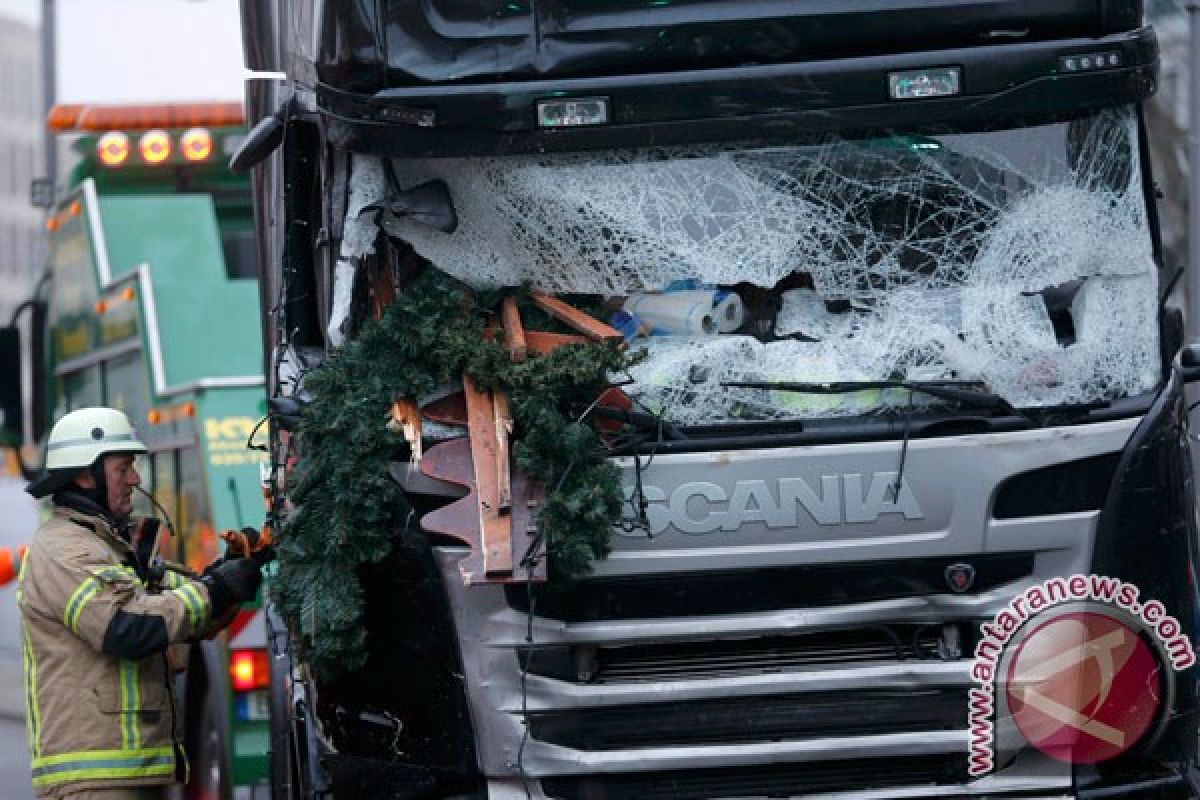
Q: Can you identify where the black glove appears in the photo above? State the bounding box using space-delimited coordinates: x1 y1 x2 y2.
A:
200 558 263 617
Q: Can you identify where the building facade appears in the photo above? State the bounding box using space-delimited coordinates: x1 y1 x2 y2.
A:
0 14 43 324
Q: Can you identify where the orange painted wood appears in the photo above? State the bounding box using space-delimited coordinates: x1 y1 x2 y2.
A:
463 375 513 575
493 390 513 512
390 397 423 459
501 297 527 362
369 260 396 319
593 387 633 434
530 292 622 342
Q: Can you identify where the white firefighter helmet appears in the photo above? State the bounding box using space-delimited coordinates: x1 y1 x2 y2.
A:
26 407 147 498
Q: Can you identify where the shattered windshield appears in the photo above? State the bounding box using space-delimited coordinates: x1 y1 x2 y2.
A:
384 106 1160 424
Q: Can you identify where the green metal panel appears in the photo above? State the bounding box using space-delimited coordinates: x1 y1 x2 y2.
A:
196 388 270 533
232 722 269 784
96 195 262 393
45 195 103 367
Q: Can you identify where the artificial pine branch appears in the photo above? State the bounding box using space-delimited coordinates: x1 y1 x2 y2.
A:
276 268 630 679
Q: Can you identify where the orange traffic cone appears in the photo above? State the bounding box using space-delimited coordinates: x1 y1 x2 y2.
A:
0 546 26 587
2 448 18 477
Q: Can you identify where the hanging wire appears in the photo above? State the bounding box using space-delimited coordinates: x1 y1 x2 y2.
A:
134 485 176 538
613 374 670 537
887 389 916 504
133 485 177 568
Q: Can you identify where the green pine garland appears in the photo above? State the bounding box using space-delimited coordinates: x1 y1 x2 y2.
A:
275 268 629 679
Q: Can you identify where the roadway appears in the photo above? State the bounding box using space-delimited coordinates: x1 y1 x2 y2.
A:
0 475 38 800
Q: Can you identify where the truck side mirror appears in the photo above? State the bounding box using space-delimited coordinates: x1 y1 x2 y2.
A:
230 109 284 173
0 326 24 445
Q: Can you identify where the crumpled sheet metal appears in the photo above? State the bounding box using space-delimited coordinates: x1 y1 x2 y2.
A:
327 155 386 347
308 1 1140 93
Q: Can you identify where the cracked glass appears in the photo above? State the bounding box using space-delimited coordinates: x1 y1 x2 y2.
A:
373 105 1160 423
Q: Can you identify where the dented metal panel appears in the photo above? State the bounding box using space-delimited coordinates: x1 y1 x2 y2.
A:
300 0 1142 93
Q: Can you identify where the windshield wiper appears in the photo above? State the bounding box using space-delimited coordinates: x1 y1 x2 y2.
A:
720 379 1014 412
590 405 689 440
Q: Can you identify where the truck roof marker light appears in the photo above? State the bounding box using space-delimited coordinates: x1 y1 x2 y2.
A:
139 130 171 164
180 127 212 162
888 67 961 100
230 648 270 691
67 201 81 217
121 286 135 302
537 96 609 127
44 217 59 232
93 300 107 315
147 409 162 425
97 131 131 167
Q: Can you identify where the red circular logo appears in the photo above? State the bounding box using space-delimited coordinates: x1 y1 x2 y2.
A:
1004 610 1161 764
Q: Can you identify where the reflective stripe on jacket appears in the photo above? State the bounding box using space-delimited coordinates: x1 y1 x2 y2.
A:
17 507 212 798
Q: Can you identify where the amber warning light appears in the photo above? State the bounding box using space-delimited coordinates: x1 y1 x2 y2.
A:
96 131 130 167
139 130 171 164
180 128 213 162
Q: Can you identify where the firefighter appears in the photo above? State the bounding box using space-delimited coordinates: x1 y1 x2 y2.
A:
17 406 262 800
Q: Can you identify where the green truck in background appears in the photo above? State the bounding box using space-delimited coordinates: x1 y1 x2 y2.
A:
0 101 271 800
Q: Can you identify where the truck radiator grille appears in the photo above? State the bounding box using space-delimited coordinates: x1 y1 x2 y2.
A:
508 554 1033 622
529 688 965 750
541 754 967 799
524 625 955 684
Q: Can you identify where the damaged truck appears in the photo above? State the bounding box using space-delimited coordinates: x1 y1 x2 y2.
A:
237 1 1200 798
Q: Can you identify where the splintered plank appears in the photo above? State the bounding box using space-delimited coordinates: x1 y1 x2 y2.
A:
530 292 623 342
501 297 527 362
389 398 423 461
463 375 514 575
493 390 513 512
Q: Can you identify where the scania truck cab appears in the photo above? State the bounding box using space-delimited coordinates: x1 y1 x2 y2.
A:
239 1 1200 797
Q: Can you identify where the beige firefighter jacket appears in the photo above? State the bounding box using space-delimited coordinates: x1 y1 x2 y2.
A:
17 506 213 798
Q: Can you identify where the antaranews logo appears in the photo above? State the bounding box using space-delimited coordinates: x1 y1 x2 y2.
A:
967 575 1195 777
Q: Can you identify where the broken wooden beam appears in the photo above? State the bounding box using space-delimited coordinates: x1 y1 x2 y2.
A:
501 297 527 362
530 292 623 342
463 376 514 575
388 398 423 462
493 390 513 513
